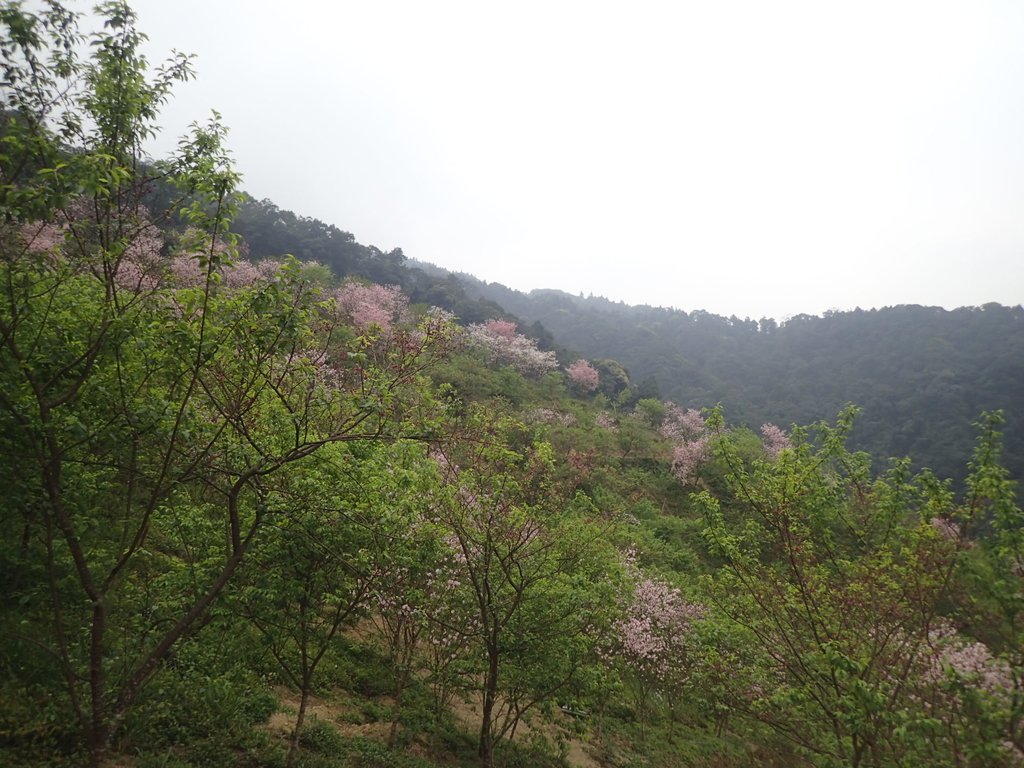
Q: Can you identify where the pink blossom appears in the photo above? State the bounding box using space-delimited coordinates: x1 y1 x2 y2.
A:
169 254 205 287
760 423 791 460
671 437 710 486
923 622 1012 697
566 359 600 392
484 319 518 340
335 281 410 333
113 225 164 292
659 403 705 442
614 576 705 684
221 260 262 288
300 348 343 391
466 322 558 377
20 221 65 258
256 259 283 278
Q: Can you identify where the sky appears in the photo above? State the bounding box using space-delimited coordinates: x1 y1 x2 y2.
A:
75 1 1024 319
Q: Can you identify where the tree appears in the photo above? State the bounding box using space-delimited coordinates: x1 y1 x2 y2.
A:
565 358 600 393
610 572 704 728
466 319 558 378
660 403 712 486
428 410 621 767
0 5 456 764
697 407 1020 766
232 443 380 768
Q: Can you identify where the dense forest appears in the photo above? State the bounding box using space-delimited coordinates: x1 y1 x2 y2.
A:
2 5 1023 768
451 278 1024 487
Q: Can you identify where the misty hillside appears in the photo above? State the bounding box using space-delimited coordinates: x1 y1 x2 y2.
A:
449 272 1024 484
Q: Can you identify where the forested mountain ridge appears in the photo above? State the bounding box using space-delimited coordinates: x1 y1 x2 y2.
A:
450 273 1024 484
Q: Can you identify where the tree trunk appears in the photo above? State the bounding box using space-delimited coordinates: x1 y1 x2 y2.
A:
388 670 408 747
478 642 500 768
286 680 313 768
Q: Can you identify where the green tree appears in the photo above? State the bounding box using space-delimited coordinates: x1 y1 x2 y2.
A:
0 5 456 764
232 443 384 768
429 410 621 767
698 407 1019 766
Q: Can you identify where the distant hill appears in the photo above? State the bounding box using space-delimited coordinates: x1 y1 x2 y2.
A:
452 273 1024 485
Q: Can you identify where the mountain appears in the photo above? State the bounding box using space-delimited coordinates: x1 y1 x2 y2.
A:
451 273 1024 485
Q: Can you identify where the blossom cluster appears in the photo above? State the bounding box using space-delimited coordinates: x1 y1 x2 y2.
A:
110 223 164 292
565 359 600 392
169 252 281 289
924 622 1013 696
20 221 66 257
671 438 711 486
760 423 791 460
659 403 706 442
613 576 705 683
658 403 711 485
334 281 410 334
466 319 558 377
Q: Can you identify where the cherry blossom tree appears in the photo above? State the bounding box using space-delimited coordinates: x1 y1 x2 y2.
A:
612 574 705 724
483 318 517 339
466 320 558 377
335 280 410 334
566 358 600 392
659 403 712 485
760 422 791 459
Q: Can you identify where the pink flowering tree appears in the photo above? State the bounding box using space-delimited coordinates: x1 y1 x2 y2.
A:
659 403 706 442
334 280 411 334
566 358 600 393
760 423 791 460
659 403 712 486
466 319 558 378
612 574 705 725
483 318 517 340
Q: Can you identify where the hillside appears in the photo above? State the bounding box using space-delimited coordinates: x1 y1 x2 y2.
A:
453 275 1024 485
3 6 1024 768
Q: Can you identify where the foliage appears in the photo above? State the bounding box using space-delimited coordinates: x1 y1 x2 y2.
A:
0 4 455 765
697 406 1022 766
2 5 1022 768
459 281 1024 488
426 409 623 766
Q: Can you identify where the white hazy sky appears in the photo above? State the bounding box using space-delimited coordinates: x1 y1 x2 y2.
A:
83 1 1024 319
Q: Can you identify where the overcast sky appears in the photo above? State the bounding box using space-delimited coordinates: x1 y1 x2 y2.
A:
84 1 1024 319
